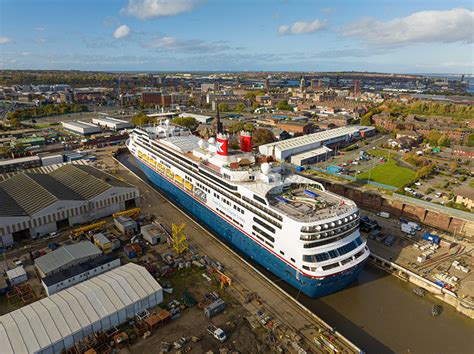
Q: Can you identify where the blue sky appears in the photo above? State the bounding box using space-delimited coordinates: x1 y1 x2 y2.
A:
0 0 473 73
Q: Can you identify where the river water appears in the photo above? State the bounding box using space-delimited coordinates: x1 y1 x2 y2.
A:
118 153 474 354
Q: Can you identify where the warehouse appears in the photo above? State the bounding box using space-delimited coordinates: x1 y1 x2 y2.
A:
42 254 121 295
0 263 163 354
290 146 333 166
92 116 132 131
61 121 102 135
35 241 102 278
259 126 361 161
0 164 139 246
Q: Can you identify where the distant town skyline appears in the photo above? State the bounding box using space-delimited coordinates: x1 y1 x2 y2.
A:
0 0 473 73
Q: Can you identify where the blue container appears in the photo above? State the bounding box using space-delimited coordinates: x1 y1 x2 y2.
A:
296 166 305 172
124 246 137 259
422 233 440 244
435 280 445 287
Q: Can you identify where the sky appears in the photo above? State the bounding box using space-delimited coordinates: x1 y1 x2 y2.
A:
0 0 473 73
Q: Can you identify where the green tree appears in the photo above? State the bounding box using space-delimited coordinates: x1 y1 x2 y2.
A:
235 103 246 113
228 121 245 134
252 128 275 147
131 112 151 126
171 117 198 130
437 135 450 147
276 100 292 111
467 133 474 147
427 130 442 146
251 101 260 111
243 123 256 132
218 103 229 112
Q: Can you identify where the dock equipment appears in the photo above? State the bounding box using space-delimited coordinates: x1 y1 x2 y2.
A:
112 207 141 220
71 221 107 239
210 268 232 289
171 223 188 255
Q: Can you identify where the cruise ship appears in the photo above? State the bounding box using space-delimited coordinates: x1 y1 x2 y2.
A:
126 117 369 298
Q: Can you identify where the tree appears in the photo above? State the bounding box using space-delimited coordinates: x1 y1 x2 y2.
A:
171 117 198 130
228 121 245 134
252 128 275 147
251 101 260 111
243 123 256 132
276 100 292 111
437 135 450 147
427 130 442 146
218 102 229 112
467 133 474 147
131 112 151 126
235 103 246 113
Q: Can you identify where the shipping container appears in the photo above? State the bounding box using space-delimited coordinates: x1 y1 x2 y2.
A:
204 298 226 318
401 223 416 235
422 233 440 244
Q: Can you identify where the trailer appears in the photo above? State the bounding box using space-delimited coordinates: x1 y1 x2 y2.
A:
401 223 416 236
204 298 226 318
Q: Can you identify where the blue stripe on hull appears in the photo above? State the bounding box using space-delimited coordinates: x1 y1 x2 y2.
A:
136 158 365 298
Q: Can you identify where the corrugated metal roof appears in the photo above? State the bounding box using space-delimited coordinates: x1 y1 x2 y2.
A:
0 263 162 354
27 173 85 200
35 241 101 276
0 173 57 215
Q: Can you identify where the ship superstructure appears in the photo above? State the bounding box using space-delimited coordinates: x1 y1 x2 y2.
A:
126 120 369 297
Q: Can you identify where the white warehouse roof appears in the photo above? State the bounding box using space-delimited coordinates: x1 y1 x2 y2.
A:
0 263 163 354
260 126 360 153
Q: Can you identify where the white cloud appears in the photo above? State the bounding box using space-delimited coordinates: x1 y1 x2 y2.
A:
35 38 47 44
146 36 177 48
35 26 45 31
0 36 13 45
121 0 199 20
113 25 131 39
344 8 474 48
278 19 327 35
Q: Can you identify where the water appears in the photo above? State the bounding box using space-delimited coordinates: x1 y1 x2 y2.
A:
119 153 474 354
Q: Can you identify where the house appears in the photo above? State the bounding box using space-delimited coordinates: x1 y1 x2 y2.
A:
451 145 474 160
453 187 474 209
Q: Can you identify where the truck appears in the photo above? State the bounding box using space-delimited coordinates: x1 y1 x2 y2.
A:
384 234 396 246
422 232 440 244
407 221 422 231
376 211 390 219
207 324 227 342
401 223 416 236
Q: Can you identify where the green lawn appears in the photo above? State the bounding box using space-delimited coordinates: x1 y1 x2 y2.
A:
358 158 416 188
368 149 395 159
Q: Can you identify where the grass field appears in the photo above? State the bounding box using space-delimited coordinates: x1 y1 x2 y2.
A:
358 156 416 188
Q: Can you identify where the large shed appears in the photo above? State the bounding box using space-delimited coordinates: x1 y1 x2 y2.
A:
0 263 163 354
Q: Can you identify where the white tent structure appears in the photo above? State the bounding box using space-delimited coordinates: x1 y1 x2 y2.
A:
0 263 163 354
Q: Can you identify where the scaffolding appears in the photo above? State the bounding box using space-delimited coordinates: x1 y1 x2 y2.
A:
171 223 188 255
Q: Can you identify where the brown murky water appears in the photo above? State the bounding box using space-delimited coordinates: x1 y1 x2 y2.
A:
121 153 474 354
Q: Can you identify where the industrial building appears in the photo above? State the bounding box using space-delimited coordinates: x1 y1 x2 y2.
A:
0 155 42 173
259 126 363 161
290 146 333 166
141 223 168 245
178 112 213 124
35 241 102 278
92 116 132 131
0 164 139 246
0 263 163 354
61 121 102 135
42 254 121 296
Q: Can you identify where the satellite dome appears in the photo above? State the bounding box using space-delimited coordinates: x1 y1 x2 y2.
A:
261 162 271 175
208 137 216 145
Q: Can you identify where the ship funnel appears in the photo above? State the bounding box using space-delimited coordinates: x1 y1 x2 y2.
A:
239 131 252 152
216 133 229 156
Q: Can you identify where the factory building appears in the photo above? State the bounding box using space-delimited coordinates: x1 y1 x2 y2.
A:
92 116 132 131
0 263 163 354
259 126 362 161
0 164 139 246
61 121 102 135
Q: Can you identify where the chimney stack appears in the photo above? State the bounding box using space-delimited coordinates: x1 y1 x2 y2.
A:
239 131 252 152
216 133 229 156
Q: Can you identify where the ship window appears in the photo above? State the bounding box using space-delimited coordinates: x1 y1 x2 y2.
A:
303 265 310 271
328 250 339 258
253 194 267 205
252 225 275 243
322 262 340 271
253 217 275 233
291 258 295 263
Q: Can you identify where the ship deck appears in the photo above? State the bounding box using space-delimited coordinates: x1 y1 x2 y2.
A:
268 187 355 222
